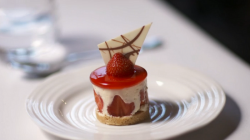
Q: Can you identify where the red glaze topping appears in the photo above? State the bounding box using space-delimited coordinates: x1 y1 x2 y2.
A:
107 95 135 117
90 65 147 89
94 90 103 112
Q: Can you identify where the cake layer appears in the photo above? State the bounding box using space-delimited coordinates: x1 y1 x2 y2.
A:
93 79 148 116
90 65 147 89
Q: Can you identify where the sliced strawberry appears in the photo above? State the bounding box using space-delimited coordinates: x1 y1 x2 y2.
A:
140 88 149 106
106 53 134 77
94 90 103 113
108 95 135 117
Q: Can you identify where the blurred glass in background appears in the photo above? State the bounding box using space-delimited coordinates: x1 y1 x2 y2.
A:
0 0 69 75
0 0 55 50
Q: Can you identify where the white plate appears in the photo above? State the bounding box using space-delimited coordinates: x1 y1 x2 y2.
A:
26 63 225 140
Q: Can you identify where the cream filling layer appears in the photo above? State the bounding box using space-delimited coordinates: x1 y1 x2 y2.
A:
93 79 147 116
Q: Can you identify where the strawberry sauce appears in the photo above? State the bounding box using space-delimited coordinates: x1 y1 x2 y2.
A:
94 90 103 112
90 65 147 89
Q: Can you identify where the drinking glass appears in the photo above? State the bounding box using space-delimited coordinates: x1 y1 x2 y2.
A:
0 0 57 63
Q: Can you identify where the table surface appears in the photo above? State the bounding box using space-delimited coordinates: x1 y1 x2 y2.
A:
1 1 250 140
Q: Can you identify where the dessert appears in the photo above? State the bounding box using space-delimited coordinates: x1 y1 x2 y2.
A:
90 23 152 125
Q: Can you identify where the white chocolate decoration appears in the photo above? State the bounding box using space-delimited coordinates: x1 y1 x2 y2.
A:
98 23 152 65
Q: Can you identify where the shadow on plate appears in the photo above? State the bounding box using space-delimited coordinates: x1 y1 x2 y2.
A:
146 100 180 123
169 94 241 140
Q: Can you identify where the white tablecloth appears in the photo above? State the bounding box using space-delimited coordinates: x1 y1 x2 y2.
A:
1 1 250 139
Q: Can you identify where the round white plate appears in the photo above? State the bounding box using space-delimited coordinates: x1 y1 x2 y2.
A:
26 63 225 140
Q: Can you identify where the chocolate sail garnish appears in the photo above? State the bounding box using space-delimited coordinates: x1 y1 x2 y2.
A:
98 23 152 65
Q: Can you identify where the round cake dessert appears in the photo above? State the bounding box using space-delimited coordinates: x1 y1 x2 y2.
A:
90 63 149 125
90 23 152 125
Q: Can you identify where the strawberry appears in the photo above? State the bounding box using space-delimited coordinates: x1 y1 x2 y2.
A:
94 90 103 113
108 95 135 117
106 53 134 77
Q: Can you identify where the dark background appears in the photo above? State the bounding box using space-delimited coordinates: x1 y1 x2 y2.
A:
162 0 250 65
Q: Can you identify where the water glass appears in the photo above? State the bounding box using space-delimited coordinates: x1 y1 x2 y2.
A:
0 0 56 60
